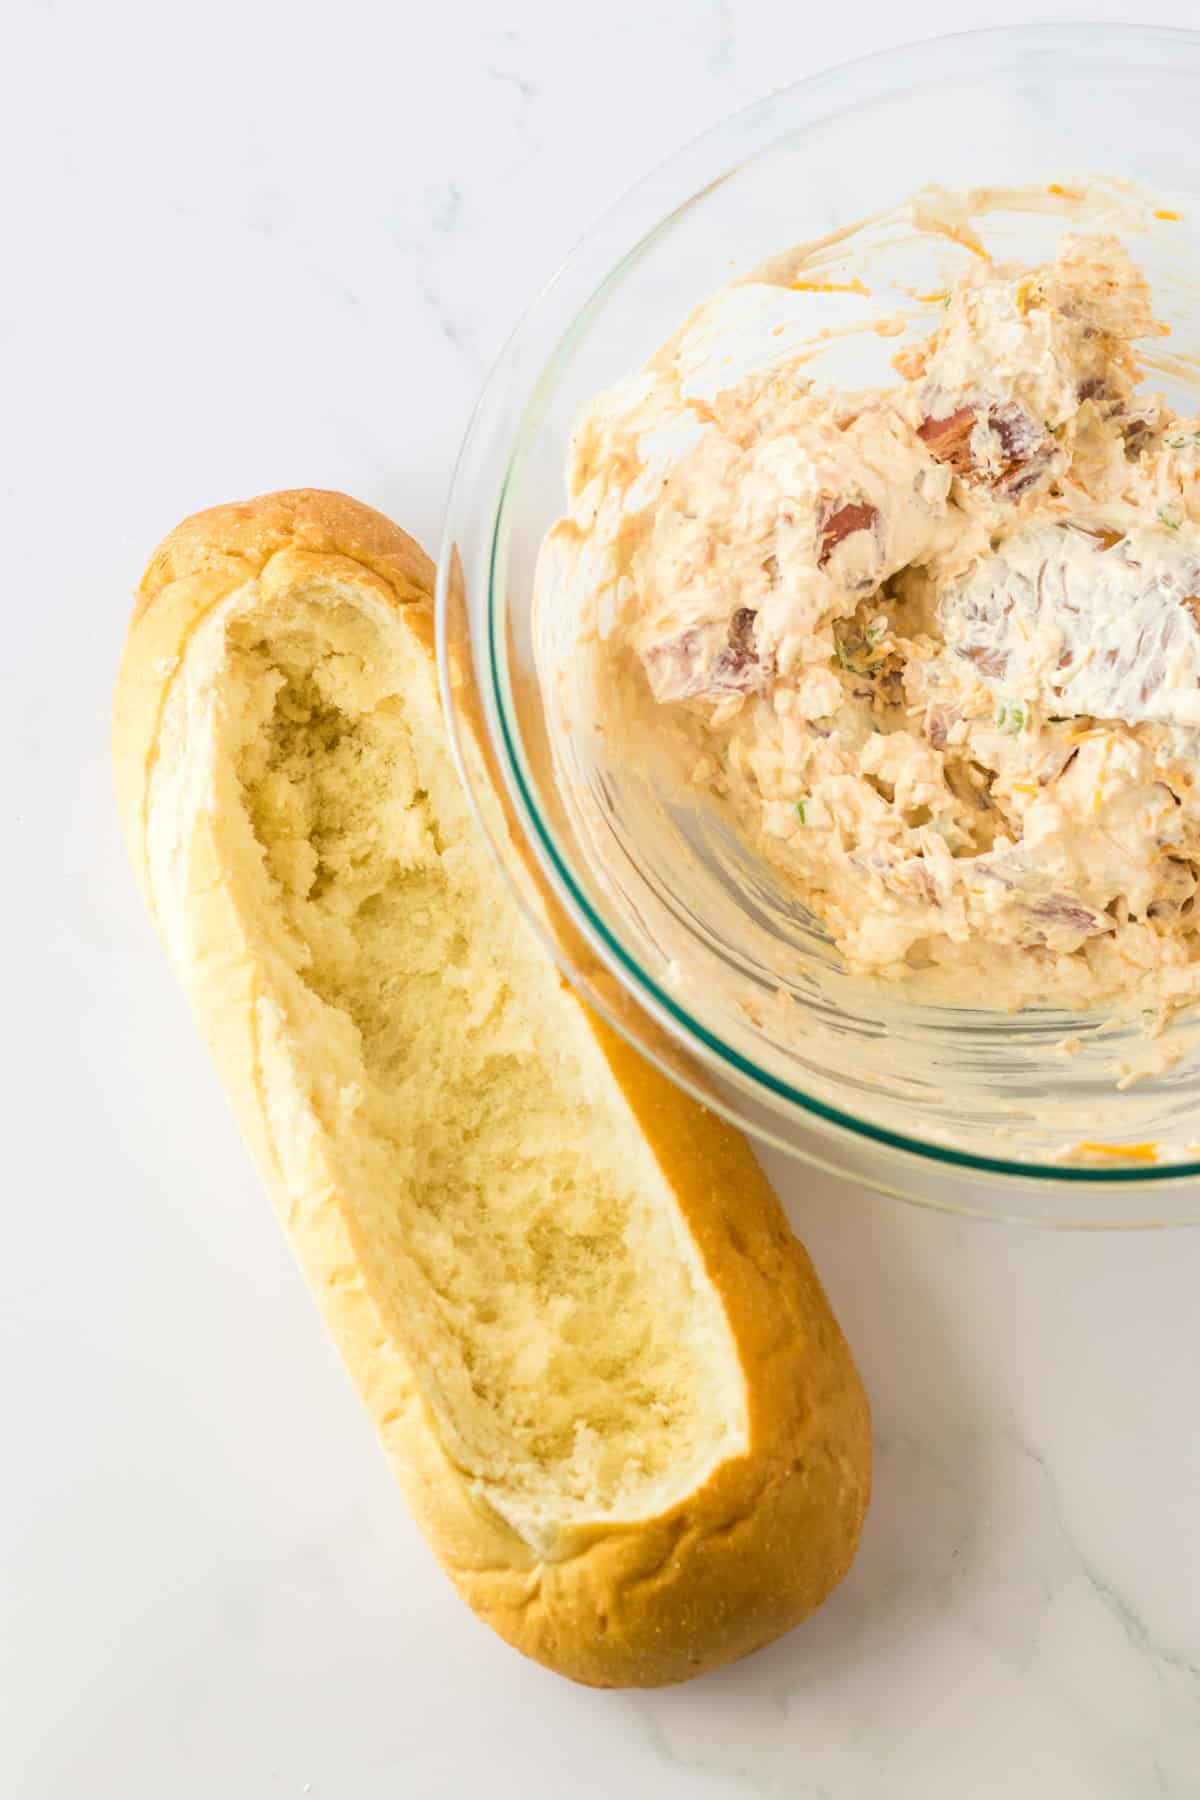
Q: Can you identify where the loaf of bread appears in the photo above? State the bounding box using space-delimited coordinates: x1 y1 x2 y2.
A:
112 490 870 1687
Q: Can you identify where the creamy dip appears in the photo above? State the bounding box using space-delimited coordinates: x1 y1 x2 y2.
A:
550 208 1200 1014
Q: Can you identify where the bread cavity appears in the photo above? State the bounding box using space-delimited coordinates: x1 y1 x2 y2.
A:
154 583 746 1544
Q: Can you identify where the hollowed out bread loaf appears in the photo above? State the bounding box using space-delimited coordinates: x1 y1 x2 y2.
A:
112 489 871 1687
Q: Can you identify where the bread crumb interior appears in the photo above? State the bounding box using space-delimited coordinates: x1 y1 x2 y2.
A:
217 594 743 1532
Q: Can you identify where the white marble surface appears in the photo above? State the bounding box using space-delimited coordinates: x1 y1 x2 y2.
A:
5 1 1200 1794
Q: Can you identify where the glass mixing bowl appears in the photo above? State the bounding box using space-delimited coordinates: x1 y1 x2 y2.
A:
438 23 1200 1225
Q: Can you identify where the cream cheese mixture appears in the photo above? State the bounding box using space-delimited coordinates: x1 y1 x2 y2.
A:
555 208 1200 1014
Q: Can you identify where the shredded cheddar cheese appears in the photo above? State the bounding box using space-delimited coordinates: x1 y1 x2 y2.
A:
790 277 870 297
1077 1141 1159 1162
1015 277 1043 316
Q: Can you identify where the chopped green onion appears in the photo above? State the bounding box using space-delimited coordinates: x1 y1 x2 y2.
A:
996 700 1027 734
1158 508 1182 531
866 617 888 646
795 799 809 825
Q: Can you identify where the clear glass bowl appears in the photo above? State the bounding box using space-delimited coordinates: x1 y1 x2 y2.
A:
438 23 1200 1226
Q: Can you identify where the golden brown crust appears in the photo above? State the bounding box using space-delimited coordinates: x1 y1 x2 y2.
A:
135 487 435 621
113 489 870 1688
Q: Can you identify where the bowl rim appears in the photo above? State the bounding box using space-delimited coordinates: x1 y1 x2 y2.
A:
438 20 1200 1201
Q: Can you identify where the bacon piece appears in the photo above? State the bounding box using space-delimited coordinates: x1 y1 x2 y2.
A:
1121 409 1159 460
641 613 767 705
1026 895 1104 939
919 402 1053 494
917 406 976 473
817 499 879 568
707 646 762 693
989 405 1040 467
960 643 1009 680
727 607 758 655
990 405 1054 495
1077 376 1112 404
